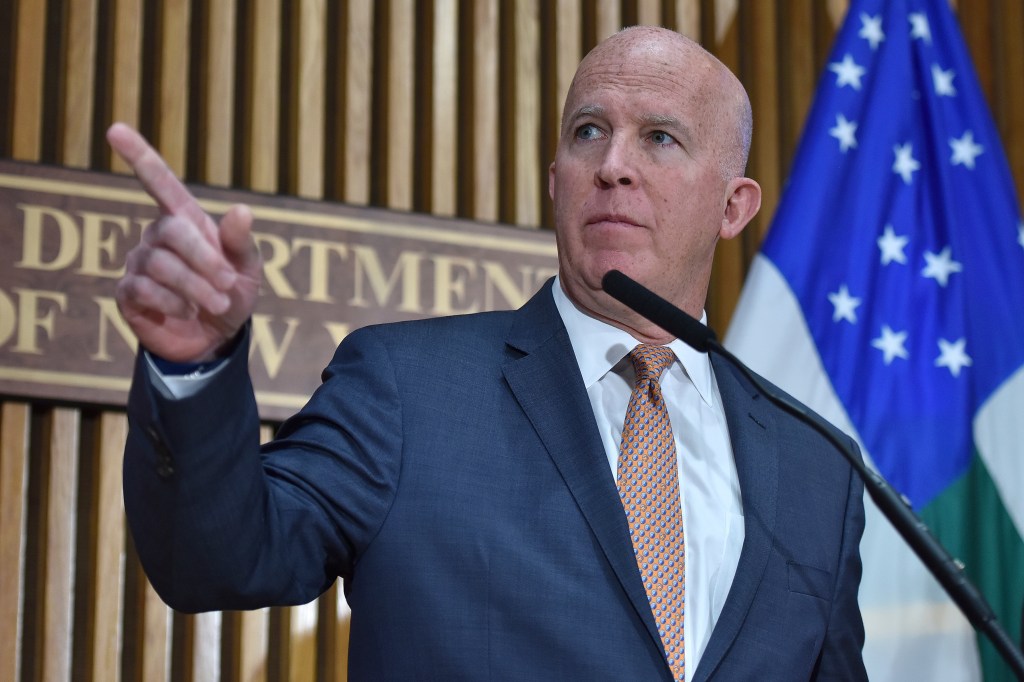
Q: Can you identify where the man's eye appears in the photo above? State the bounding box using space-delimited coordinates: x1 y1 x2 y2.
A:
575 124 602 141
650 130 676 146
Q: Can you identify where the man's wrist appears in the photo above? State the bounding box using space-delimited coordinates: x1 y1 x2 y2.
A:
148 327 246 376
150 355 227 377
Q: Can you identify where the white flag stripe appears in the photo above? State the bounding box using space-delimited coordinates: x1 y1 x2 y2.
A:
974 366 1024 537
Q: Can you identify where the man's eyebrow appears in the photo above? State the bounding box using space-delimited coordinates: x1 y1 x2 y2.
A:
570 107 685 130
640 113 694 145
568 104 606 121
640 113 683 129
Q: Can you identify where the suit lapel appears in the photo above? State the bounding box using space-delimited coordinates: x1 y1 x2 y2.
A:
501 282 667 658
691 355 780 682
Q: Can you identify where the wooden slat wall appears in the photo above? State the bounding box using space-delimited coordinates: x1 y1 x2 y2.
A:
1 1 1022 679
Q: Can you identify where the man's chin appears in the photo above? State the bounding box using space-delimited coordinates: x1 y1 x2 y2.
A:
588 261 647 290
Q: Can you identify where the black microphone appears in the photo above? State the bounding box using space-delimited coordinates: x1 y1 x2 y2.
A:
600 269 1024 679
601 269 716 352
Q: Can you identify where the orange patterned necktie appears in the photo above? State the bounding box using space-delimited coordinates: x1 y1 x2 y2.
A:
617 344 686 681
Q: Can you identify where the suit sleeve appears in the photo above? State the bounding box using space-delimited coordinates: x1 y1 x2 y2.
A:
813 433 868 680
123 325 403 613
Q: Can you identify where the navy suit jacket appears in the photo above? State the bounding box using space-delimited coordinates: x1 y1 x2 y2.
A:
124 279 866 680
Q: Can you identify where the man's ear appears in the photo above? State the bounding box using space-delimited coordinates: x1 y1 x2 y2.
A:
548 162 557 201
719 176 762 240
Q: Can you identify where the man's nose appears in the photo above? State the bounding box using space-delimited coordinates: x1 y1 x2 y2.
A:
594 135 638 188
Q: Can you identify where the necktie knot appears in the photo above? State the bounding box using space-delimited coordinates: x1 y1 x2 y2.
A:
630 344 675 384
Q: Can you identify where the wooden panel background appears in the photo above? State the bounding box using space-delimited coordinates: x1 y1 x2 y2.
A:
0 0 1021 679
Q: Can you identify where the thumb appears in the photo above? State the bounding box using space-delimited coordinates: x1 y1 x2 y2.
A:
219 204 260 275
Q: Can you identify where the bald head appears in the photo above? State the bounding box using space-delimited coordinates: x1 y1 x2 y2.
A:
562 26 752 179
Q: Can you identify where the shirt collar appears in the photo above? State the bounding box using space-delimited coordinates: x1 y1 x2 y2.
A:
551 276 716 407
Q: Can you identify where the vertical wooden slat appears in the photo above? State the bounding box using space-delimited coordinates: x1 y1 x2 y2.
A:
254 425 301 682
221 425 275 681
958 2 993 104
540 0 581 230
191 612 222 681
86 412 128 681
267 603 317 682
287 601 318 682
235 608 269 682
122 535 172 682
292 0 326 199
0 403 30 682
202 0 237 186
109 0 144 173
141 583 172 682
223 608 268 682
706 0 742 333
39 408 81 682
469 0 500 221
712 0 739 47
673 0 700 40
993 0 1024 203
339 0 374 205
385 0 415 210
779 0 817 175
61 0 99 167
156 0 191 176
431 0 458 216
244 0 281 192
594 0 621 42
335 585 352 682
513 0 540 226
0 0 13 154
554 0 582 127
744 0 780 238
825 0 848 29
11 0 47 160
316 581 349 682
636 0 662 26
810 0 837 76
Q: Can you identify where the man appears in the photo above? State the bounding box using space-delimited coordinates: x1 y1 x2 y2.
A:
114 26 867 680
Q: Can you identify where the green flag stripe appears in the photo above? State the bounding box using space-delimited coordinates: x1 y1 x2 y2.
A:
920 450 1024 682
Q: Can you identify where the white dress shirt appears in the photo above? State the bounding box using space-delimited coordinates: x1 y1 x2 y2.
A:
551 277 744 676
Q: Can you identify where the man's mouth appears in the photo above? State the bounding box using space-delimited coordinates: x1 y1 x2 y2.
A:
587 213 643 228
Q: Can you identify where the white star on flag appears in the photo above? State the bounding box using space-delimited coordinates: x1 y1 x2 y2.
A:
859 13 885 50
922 246 963 286
830 114 858 152
935 338 972 377
828 284 862 323
909 12 932 43
878 224 909 264
1018 221 1024 250
950 130 984 169
872 325 910 364
893 142 921 183
829 54 866 90
931 64 957 96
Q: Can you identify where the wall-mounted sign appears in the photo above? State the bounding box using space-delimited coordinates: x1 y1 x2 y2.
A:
0 160 558 421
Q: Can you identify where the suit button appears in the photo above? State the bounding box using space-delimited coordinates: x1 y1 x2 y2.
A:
146 425 175 479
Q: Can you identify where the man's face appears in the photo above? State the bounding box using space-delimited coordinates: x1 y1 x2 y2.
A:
549 33 738 324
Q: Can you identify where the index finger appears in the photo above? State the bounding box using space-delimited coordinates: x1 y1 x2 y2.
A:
107 122 218 244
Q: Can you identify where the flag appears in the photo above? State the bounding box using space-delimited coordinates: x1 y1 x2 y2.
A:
724 0 1024 679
